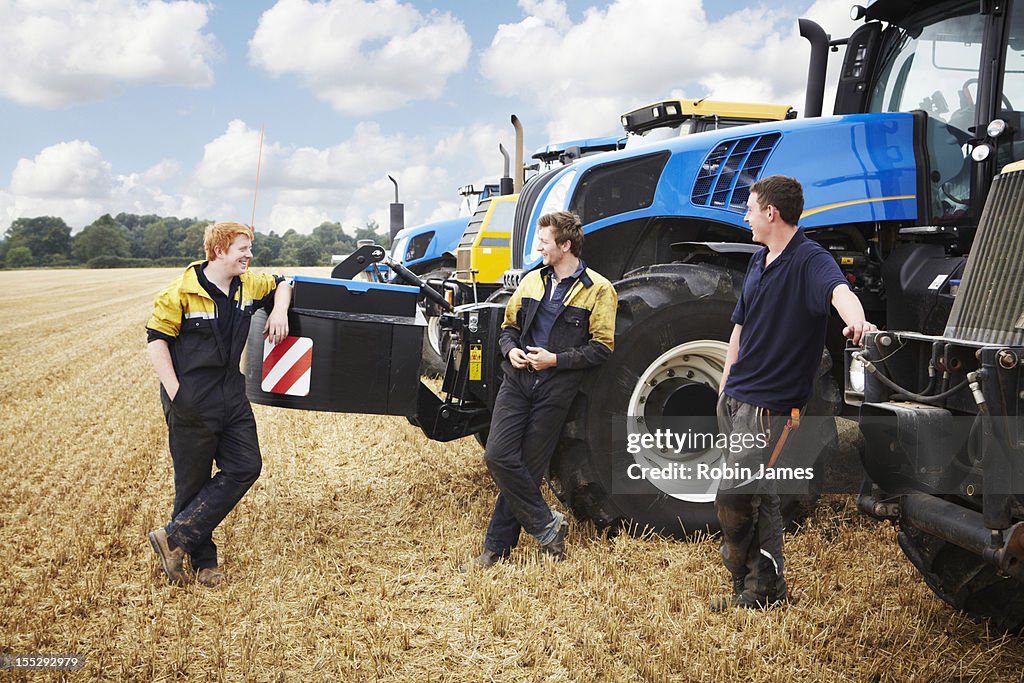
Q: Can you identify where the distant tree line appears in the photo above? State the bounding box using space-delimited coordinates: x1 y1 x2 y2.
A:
0 213 392 269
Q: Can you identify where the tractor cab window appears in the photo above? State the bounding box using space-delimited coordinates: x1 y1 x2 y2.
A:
996 4 1024 169
869 4 983 222
624 121 696 149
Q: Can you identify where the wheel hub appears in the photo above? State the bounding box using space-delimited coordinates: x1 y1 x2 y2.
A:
626 340 729 502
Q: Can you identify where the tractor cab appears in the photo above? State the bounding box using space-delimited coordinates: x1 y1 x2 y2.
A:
838 0 1024 226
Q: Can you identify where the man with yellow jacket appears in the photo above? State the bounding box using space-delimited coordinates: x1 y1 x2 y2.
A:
471 211 617 568
145 221 291 587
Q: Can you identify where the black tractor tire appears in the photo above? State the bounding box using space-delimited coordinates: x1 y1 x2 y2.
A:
419 267 454 378
897 523 1024 634
548 266 831 538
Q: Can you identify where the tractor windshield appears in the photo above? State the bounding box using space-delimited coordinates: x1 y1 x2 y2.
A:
870 3 983 221
869 5 983 128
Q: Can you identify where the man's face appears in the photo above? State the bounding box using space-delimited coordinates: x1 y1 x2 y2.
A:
215 234 253 275
536 226 568 267
744 191 773 244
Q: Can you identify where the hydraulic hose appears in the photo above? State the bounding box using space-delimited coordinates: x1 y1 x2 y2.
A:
853 351 969 403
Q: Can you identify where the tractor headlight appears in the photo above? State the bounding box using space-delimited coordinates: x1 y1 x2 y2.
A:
848 353 866 395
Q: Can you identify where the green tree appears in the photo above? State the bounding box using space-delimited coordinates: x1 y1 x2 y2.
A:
72 215 131 263
295 239 325 266
143 221 173 259
355 219 390 248
116 213 162 258
178 221 209 261
4 216 71 265
312 221 357 257
5 245 33 268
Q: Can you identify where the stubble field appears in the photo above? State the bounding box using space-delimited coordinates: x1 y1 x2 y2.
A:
0 268 1022 682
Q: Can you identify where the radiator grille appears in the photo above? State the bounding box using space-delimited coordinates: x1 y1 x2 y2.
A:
944 169 1024 345
691 132 781 212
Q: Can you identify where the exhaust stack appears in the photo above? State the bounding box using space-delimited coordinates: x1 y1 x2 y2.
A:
388 174 404 240
499 144 514 196
511 115 524 193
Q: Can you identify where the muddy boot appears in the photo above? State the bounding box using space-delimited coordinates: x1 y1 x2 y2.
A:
461 548 505 573
197 566 225 587
540 519 569 562
148 528 189 586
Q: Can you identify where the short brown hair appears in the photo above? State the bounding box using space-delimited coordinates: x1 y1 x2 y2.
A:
204 221 254 261
750 175 804 226
537 211 583 257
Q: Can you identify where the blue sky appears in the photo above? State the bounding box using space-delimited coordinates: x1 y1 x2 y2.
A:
0 0 858 235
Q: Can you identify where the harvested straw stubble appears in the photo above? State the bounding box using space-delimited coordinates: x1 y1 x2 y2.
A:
0 268 1021 682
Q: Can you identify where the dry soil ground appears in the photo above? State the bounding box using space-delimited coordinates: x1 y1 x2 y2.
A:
0 268 1022 682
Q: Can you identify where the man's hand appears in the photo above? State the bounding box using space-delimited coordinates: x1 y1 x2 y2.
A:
165 380 181 401
843 320 877 346
263 309 290 344
526 346 557 371
508 347 530 369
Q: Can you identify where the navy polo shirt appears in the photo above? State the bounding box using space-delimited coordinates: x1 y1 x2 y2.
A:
724 230 848 411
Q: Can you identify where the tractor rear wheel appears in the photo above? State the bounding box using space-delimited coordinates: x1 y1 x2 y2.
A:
419 267 454 377
897 523 1024 634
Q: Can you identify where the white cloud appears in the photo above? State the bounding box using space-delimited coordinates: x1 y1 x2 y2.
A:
249 0 472 115
181 120 490 235
481 0 859 141
0 0 218 107
2 141 188 231
0 115 568 237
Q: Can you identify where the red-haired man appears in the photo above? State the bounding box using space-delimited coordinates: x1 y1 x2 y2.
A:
145 221 291 587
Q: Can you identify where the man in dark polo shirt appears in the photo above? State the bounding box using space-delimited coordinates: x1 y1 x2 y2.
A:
712 175 875 610
468 211 617 569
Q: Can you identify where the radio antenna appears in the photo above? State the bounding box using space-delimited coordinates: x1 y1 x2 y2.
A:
251 124 265 229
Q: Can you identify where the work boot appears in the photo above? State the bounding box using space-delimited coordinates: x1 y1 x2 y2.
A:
461 548 504 572
540 520 569 561
710 590 778 612
197 566 225 588
770 574 789 604
148 527 188 586
710 577 788 612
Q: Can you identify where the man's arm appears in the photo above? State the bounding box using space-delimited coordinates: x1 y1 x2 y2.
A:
718 323 742 394
832 284 876 346
498 283 528 367
263 280 293 344
147 339 179 400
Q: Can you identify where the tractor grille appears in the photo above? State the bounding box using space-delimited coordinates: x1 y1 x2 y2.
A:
456 247 471 275
691 132 781 212
459 200 490 249
944 169 1024 345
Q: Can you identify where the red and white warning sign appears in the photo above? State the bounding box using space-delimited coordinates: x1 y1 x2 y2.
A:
261 336 313 396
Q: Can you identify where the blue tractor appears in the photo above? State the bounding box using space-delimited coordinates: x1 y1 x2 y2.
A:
464 0 1022 630
251 0 1024 630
